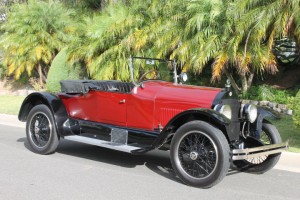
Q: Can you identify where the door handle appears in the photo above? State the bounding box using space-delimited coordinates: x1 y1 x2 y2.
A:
119 99 126 104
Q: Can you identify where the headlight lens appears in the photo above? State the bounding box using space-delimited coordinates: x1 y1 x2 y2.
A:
242 104 258 123
179 73 188 83
214 104 232 120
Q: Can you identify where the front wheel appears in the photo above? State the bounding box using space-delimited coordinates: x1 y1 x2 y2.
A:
233 123 282 173
170 121 230 188
26 104 59 155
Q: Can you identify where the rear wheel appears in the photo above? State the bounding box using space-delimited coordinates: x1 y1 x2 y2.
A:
26 104 59 155
170 121 230 188
233 123 282 173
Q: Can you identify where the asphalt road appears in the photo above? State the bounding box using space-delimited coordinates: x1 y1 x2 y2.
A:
0 124 299 200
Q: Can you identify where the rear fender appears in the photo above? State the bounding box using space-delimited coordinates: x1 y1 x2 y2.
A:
18 92 69 136
153 109 231 148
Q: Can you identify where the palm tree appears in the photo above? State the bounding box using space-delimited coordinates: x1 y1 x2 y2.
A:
70 0 300 94
68 1 151 80
0 0 77 85
211 0 300 93
138 0 300 94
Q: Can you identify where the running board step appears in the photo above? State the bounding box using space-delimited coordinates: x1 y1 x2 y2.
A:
64 135 142 153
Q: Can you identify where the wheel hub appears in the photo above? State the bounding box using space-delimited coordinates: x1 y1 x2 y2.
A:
190 151 198 160
34 121 40 134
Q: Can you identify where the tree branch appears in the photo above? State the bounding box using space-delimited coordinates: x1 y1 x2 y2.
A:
224 68 241 94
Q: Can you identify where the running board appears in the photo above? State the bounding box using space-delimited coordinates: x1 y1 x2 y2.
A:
64 135 142 153
232 142 288 160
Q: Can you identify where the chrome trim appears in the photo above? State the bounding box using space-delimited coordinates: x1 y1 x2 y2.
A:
232 142 288 161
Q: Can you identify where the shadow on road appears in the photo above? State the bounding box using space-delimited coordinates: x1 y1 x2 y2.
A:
17 137 242 185
17 137 183 184
17 137 32 151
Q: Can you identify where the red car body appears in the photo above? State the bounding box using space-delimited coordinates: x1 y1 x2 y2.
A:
60 81 221 131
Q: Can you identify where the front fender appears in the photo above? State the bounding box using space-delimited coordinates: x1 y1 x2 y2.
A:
252 106 281 137
18 92 69 136
152 108 231 148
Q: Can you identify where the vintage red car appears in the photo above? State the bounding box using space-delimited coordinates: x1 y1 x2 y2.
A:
18 56 287 188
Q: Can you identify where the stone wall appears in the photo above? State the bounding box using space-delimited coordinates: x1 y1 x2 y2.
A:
242 100 293 115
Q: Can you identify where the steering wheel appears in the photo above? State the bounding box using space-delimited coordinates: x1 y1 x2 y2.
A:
138 69 159 82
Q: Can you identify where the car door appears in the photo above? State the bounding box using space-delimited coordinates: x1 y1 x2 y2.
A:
98 91 128 126
126 83 164 131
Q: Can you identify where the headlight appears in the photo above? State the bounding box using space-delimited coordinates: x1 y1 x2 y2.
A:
214 104 232 120
179 73 188 83
241 104 258 123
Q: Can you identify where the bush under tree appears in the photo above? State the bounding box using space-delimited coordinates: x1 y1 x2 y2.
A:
289 90 300 128
47 48 82 93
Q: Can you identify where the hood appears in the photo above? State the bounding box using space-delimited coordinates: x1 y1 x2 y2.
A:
155 83 222 109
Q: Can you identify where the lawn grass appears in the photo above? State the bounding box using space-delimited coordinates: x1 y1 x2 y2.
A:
270 115 300 153
0 95 298 152
0 95 25 115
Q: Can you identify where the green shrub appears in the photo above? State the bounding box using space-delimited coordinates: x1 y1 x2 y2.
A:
243 85 294 104
0 63 6 80
46 48 82 92
288 90 300 128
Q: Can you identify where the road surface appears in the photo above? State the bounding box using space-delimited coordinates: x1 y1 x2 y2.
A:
0 123 299 200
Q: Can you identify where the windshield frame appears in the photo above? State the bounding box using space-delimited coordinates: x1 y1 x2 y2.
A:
129 55 178 86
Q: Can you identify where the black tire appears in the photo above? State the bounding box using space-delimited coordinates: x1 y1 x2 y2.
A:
170 121 230 188
233 123 282 173
26 104 59 155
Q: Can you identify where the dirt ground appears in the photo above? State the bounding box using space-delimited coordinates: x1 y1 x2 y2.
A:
0 80 34 96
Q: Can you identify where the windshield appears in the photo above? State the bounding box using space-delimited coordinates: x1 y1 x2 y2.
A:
131 57 175 83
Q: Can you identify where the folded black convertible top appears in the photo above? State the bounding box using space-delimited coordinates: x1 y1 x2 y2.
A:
60 80 134 94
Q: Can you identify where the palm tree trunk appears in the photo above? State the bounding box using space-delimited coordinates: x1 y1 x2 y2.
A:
241 75 248 94
240 71 254 94
224 68 241 94
38 62 43 86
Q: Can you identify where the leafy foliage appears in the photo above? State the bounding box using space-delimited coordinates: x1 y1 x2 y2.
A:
47 48 81 93
0 0 77 85
243 85 295 104
0 63 5 79
288 90 300 128
1 0 300 93
68 1 147 81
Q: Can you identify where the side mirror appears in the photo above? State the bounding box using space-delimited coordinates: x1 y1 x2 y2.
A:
178 73 188 83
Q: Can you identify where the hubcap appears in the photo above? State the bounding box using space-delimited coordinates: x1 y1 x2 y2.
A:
190 151 198 160
34 120 40 134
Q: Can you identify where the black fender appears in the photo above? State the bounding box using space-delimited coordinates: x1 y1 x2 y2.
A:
152 108 231 148
251 106 281 138
18 92 69 136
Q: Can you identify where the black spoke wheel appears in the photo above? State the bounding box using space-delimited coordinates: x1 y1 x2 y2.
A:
29 113 51 147
170 121 230 188
233 123 282 173
26 105 59 155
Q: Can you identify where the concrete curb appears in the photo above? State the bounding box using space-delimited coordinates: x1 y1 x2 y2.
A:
0 113 25 128
0 114 299 173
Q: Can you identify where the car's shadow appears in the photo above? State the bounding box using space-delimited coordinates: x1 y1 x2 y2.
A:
18 137 240 184
17 137 183 184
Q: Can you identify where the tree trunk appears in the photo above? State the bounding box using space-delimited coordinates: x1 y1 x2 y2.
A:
241 75 248 94
38 62 43 86
240 71 254 94
224 68 241 95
